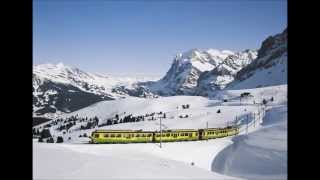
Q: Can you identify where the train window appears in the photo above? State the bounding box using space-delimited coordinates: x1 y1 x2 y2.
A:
94 134 99 138
136 134 140 137
104 134 109 138
166 134 170 137
142 134 145 137
148 134 152 137
195 133 198 136
117 134 121 138
189 133 192 137
110 134 115 138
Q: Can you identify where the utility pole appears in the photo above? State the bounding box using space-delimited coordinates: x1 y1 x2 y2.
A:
160 116 162 148
257 108 259 123
176 106 179 121
253 112 255 128
261 106 264 124
246 114 248 135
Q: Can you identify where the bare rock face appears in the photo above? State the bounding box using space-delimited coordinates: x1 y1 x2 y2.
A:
235 28 287 82
258 28 287 59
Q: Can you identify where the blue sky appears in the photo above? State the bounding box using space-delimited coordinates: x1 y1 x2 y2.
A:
33 0 287 75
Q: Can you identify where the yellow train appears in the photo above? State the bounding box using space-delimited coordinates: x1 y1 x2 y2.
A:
90 126 239 144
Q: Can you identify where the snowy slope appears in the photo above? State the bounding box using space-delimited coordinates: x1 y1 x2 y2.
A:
34 63 160 92
212 105 287 180
33 84 287 179
33 140 242 180
34 84 287 141
33 63 160 117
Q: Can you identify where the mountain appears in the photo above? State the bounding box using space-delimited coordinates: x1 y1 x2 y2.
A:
227 28 287 89
33 63 160 118
195 49 257 96
145 48 255 95
33 29 287 118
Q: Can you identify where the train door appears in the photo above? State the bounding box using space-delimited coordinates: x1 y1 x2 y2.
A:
152 132 155 142
198 129 204 140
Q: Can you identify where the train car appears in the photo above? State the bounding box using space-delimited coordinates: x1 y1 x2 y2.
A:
154 129 198 142
90 126 239 144
90 129 154 144
200 126 239 140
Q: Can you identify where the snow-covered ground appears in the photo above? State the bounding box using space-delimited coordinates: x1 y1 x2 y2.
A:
212 105 287 180
33 139 242 180
33 85 287 179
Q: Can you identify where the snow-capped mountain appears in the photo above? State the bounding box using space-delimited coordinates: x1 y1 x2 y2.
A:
146 48 257 96
228 28 287 89
33 63 160 117
196 49 257 96
33 28 287 118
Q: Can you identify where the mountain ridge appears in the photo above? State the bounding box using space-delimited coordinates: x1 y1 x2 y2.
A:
33 28 287 117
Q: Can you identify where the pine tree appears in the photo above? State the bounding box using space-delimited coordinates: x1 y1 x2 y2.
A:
56 136 64 143
47 137 54 143
263 99 267 105
40 129 52 139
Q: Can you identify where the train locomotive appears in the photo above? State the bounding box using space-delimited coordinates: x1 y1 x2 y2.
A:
90 126 239 144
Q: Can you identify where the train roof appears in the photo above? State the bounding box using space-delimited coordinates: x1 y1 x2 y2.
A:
93 129 154 133
160 129 198 132
93 126 237 133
